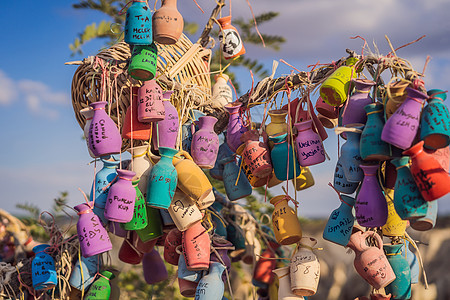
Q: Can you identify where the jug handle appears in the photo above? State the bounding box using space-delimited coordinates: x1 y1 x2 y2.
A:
175 150 194 161
362 231 383 250
147 148 160 165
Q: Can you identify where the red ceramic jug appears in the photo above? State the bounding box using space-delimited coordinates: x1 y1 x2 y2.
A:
118 235 143 265
122 86 152 140
253 249 276 285
164 228 183 265
182 222 211 271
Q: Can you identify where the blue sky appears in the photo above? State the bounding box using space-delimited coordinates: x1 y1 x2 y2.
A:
1 0 449 217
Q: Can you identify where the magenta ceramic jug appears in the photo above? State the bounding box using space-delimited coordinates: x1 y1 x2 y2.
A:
225 102 248 152
137 80 164 122
294 120 326 167
342 79 375 126
104 169 136 223
152 91 179 149
191 116 220 169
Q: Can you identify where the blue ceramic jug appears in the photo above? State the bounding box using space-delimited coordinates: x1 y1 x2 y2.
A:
333 156 359 194
340 124 364 182
210 201 227 238
226 222 246 261
220 155 252 201
268 133 301 181
360 102 390 161
391 157 427 220
178 253 202 282
410 200 438 231
195 262 226 300
69 255 100 291
421 89 450 150
210 136 233 180
147 147 178 209
124 0 153 45
160 208 176 230
384 243 411 300
32 244 57 291
91 156 120 224
323 195 355 246
403 240 419 284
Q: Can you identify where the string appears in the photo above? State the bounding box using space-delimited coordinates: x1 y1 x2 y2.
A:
404 232 429 289
244 0 265 47
118 0 147 15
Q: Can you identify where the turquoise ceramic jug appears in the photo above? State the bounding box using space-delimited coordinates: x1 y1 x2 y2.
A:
340 124 364 183
403 240 419 284
333 156 359 194
210 201 227 238
195 262 226 300
391 157 427 220
323 195 355 246
147 147 178 209
69 255 100 292
360 102 390 161
32 244 57 291
421 89 450 150
124 0 153 45
220 155 252 201
268 132 301 181
384 243 411 300
410 200 438 231
178 253 202 283
91 157 120 224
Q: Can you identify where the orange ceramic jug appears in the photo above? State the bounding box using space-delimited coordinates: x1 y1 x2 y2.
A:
217 16 245 59
152 0 183 44
182 222 211 271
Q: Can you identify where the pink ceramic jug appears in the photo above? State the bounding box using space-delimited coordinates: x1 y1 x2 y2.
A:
182 222 211 271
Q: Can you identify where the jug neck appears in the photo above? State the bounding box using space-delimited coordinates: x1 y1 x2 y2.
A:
159 147 178 161
198 116 218 129
352 79 375 93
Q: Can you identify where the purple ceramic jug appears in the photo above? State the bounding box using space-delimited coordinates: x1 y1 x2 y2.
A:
294 120 326 167
191 116 220 169
75 203 112 257
88 101 122 157
355 164 388 227
381 87 427 149
137 80 164 122
104 169 136 223
143 248 169 284
225 102 248 152
152 91 179 149
342 79 375 126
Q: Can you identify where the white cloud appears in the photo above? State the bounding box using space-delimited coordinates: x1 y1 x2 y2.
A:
0 69 69 119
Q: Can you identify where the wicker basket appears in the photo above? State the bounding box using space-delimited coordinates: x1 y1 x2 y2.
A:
70 34 213 151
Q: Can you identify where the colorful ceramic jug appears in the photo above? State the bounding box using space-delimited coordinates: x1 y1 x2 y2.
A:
210 238 233 281
191 116 220 169
136 205 163 242
160 208 176 230
131 230 157 253
85 271 114 300
217 16 245 59
383 244 411 300
152 91 179 149
272 266 304 299
152 0 183 44
122 178 148 230
236 151 269 188
143 248 169 284
168 189 203 231
266 109 288 149
385 80 409 119
342 79 375 126
410 200 437 231
319 58 358 106
91 157 120 225
124 0 153 45
347 230 396 289
88 101 122 157
128 43 158 81
323 195 355 246
181 109 205 153
179 277 199 297
104 169 136 223
210 201 227 238
69 255 100 292
118 234 143 265
75 203 112 257
137 80 164 122
178 253 202 282
403 140 450 201
290 237 320 296
391 157 427 220
195 262 226 300
360 102 390 161
340 124 364 182
147 147 178 209
421 89 450 149
425 146 450 172
333 156 359 194
122 86 152 140
212 73 233 107
225 102 248 152
253 249 277 286
269 133 301 181
270 195 302 245
220 154 252 201
381 87 427 150
403 240 419 284
172 150 214 209
226 221 246 262
80 106 95 157
127 144 152 198
31 244 57 291
109 220 128 238
316 96 339 119
164 228 182 265
318 112 338 129
355 164 388 228
294 120 325 167
241 130 272 178
292 167 315 191
381 189 408 237
183 221 211 270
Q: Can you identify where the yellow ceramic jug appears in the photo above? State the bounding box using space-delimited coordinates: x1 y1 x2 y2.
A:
382 188 407 237
292 167 315 191
385 80 409 119
270 195 302 245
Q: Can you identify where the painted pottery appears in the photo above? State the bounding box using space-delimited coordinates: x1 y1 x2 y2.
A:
360 102 390 161
168 189 203 231
128 43 158 81
210 238 233 281
384 244 411 300
181 109 205 153
381 189 407 237
137 80 164 122
270 195 302 245
292 167 315 191
342 79 375 126
403 140 450 201
136 205 163 242
127 144 152 198
237 152 269 188
160 208 176 231
220 154 252 201
69 255 100 291
269 133 301 181
109 221 127 238
88 101 122 157
104 169 136 223
124 0 153 45
253 249 276 286
217 16 245 59
318 113 338 129
152 0 183 44
122 178 148 230
403 240 419 284
194 262 226 300
410 200 437 231
316 96 339 119
381 87 427 150
118 234 143 265
425 146 450 172
212 73 233 107
241 130 272 178
75 203 112 257
294 120 325 167
182 221 211 271
266 109 288 149
355 164 388 227
178 253 202 282
333 156 359 194
164 228 182 265
85 271 114 300
272 266 304 299
152 91 179 149
191 116 220 169
323 195 355 246
143 248 169 284
80 107 95 157
225 102 248 152
32 244 57 291
122 86 152 140
290 237 320 296
421 89 450 149
385 80 409 119
340 124 364 182
179 277 199 297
